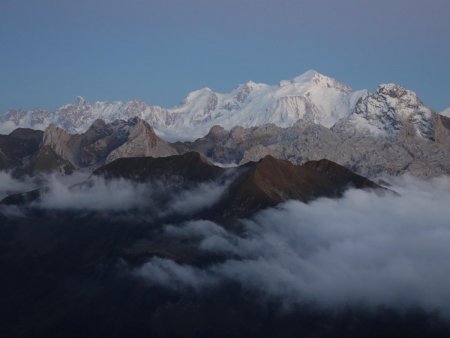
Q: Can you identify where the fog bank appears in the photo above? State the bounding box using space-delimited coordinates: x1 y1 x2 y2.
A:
137 175 450 315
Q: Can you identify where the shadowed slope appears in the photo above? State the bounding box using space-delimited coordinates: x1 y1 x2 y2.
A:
93 151 224 183
215 155 380 217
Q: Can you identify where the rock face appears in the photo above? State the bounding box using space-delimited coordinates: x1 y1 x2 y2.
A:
105 118 177 163
434 114 450 147
41 125 77 165
41 117 177 168
32 146 74 174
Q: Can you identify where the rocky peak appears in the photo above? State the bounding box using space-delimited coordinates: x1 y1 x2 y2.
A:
234 81 264 103
377 84 408 98
377 83 424 110
214 155 381 218
126 118 158 141
38 117 177 168
105 118 177 163
344 84 434 139
75 96 87 105
42 124 76 164
1 109 27 125
206 125 228 140
121 99 151 115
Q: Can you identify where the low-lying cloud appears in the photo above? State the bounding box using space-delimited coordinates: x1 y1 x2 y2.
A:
37 176 150 211
0 171 37 200
136 175 450 315
22 174 231 215
167 181 230 216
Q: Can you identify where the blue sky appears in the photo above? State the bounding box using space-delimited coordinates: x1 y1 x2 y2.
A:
0 0 449 112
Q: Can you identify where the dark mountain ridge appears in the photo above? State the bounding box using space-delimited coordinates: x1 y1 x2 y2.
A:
1 152 381 218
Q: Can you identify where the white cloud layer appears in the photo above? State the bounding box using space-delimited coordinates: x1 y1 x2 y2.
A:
0 170 232 217
136 175 450 315
32 175 230 215
37 177 151 211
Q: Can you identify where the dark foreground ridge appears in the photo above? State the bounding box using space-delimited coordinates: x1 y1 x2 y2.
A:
93 151 224 183
216 155 380 217
92 152 381 218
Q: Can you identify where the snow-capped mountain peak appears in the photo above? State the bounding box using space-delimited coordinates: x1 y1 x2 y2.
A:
156 70 365 139
440 107 450 118
377 83 424 110
238 80 261 90
337 83 434 139
280 69 317 86
279 70 352 93
182 87 213 103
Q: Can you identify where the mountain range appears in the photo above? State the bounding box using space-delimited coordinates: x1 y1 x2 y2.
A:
3 70 448 142
1 84 449 179
0 70 449 179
